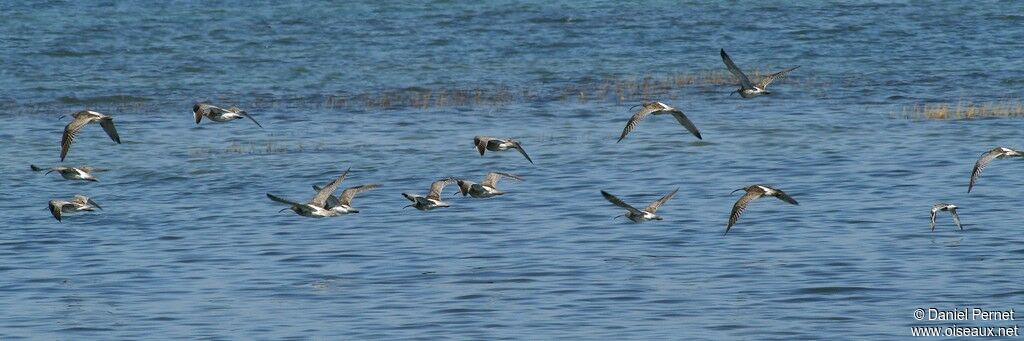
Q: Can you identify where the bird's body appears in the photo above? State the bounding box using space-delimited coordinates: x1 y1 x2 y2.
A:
601 188 678 223
312 183 381 215
474 136 534 164
193 103 263 128
456 172 523 198
726 184 799 234
60 110 121 161
48 195 101 222
31 164 108 181
968 146 1023 193
930 203 963 231
266 168 350 218
617 101 702 142
403 178 458 210
720 49 799 98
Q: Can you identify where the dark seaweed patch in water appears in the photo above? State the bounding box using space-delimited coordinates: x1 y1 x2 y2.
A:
794 286 876 295
58 95 151 105
43 49 104 57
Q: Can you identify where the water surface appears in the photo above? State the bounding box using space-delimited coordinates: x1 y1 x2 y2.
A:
2 1 1024 339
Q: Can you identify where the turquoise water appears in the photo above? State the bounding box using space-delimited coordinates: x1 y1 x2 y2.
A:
2 1 1023 339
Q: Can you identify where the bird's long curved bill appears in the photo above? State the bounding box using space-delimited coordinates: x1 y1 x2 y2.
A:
729 188 744 195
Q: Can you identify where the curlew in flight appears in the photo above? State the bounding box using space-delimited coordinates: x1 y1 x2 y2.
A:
601 188 679 223
48 195 102 222
617 101 702 142
31 164 108 182
474 136 534 164
720 49 799 98
60 110 121 161
930 203 963 231
311 183 381 214
193 103 263 128
455 172 523 198
968 146 1023 193
403 177 458 210
726 184 799 234
266 168 351 218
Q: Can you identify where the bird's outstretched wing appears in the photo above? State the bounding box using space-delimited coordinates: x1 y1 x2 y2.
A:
311 184 340 208
720 49 753 89
71 195 101 210
930 208 938 231
60 114 92 161
427 178 458 200
668 109 702 140
310 168 351 207
98 117 121 144
601 190 642 216
727 191 763 233
949 208 963 230
244 113 263 128
267 193 301 206
474 136 492 156
481 172 523 188
968 148 1005 193
48 200 63 222
79 166 110 173
617 106 658 143
338 184 381 206
644 188 679 214
772 188 799 205
512 142 534 164
193 104 210 124
756 66 799 89
228 107 263 128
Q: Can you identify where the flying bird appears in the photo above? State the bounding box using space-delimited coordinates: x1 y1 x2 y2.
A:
617 102 702 142
930 203 963 231
193 103 263 128
31 164 108 182
474 136 534 164
601 188 679 223
403 177 458 210
720 49 799 98
726 185 799 234
48 195 102 222
266 168 351 218
311 183 381 214
60 110 121 161
455 172 523 198
968 146 1024 193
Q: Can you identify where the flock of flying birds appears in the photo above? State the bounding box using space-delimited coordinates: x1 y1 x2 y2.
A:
31 49 1016 233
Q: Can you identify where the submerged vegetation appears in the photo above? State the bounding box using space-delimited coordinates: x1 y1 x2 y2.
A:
896 100 1024 119
11 68 811 115
321 68 803 110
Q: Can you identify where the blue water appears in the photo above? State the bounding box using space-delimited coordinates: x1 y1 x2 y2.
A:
2 1 1024 339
